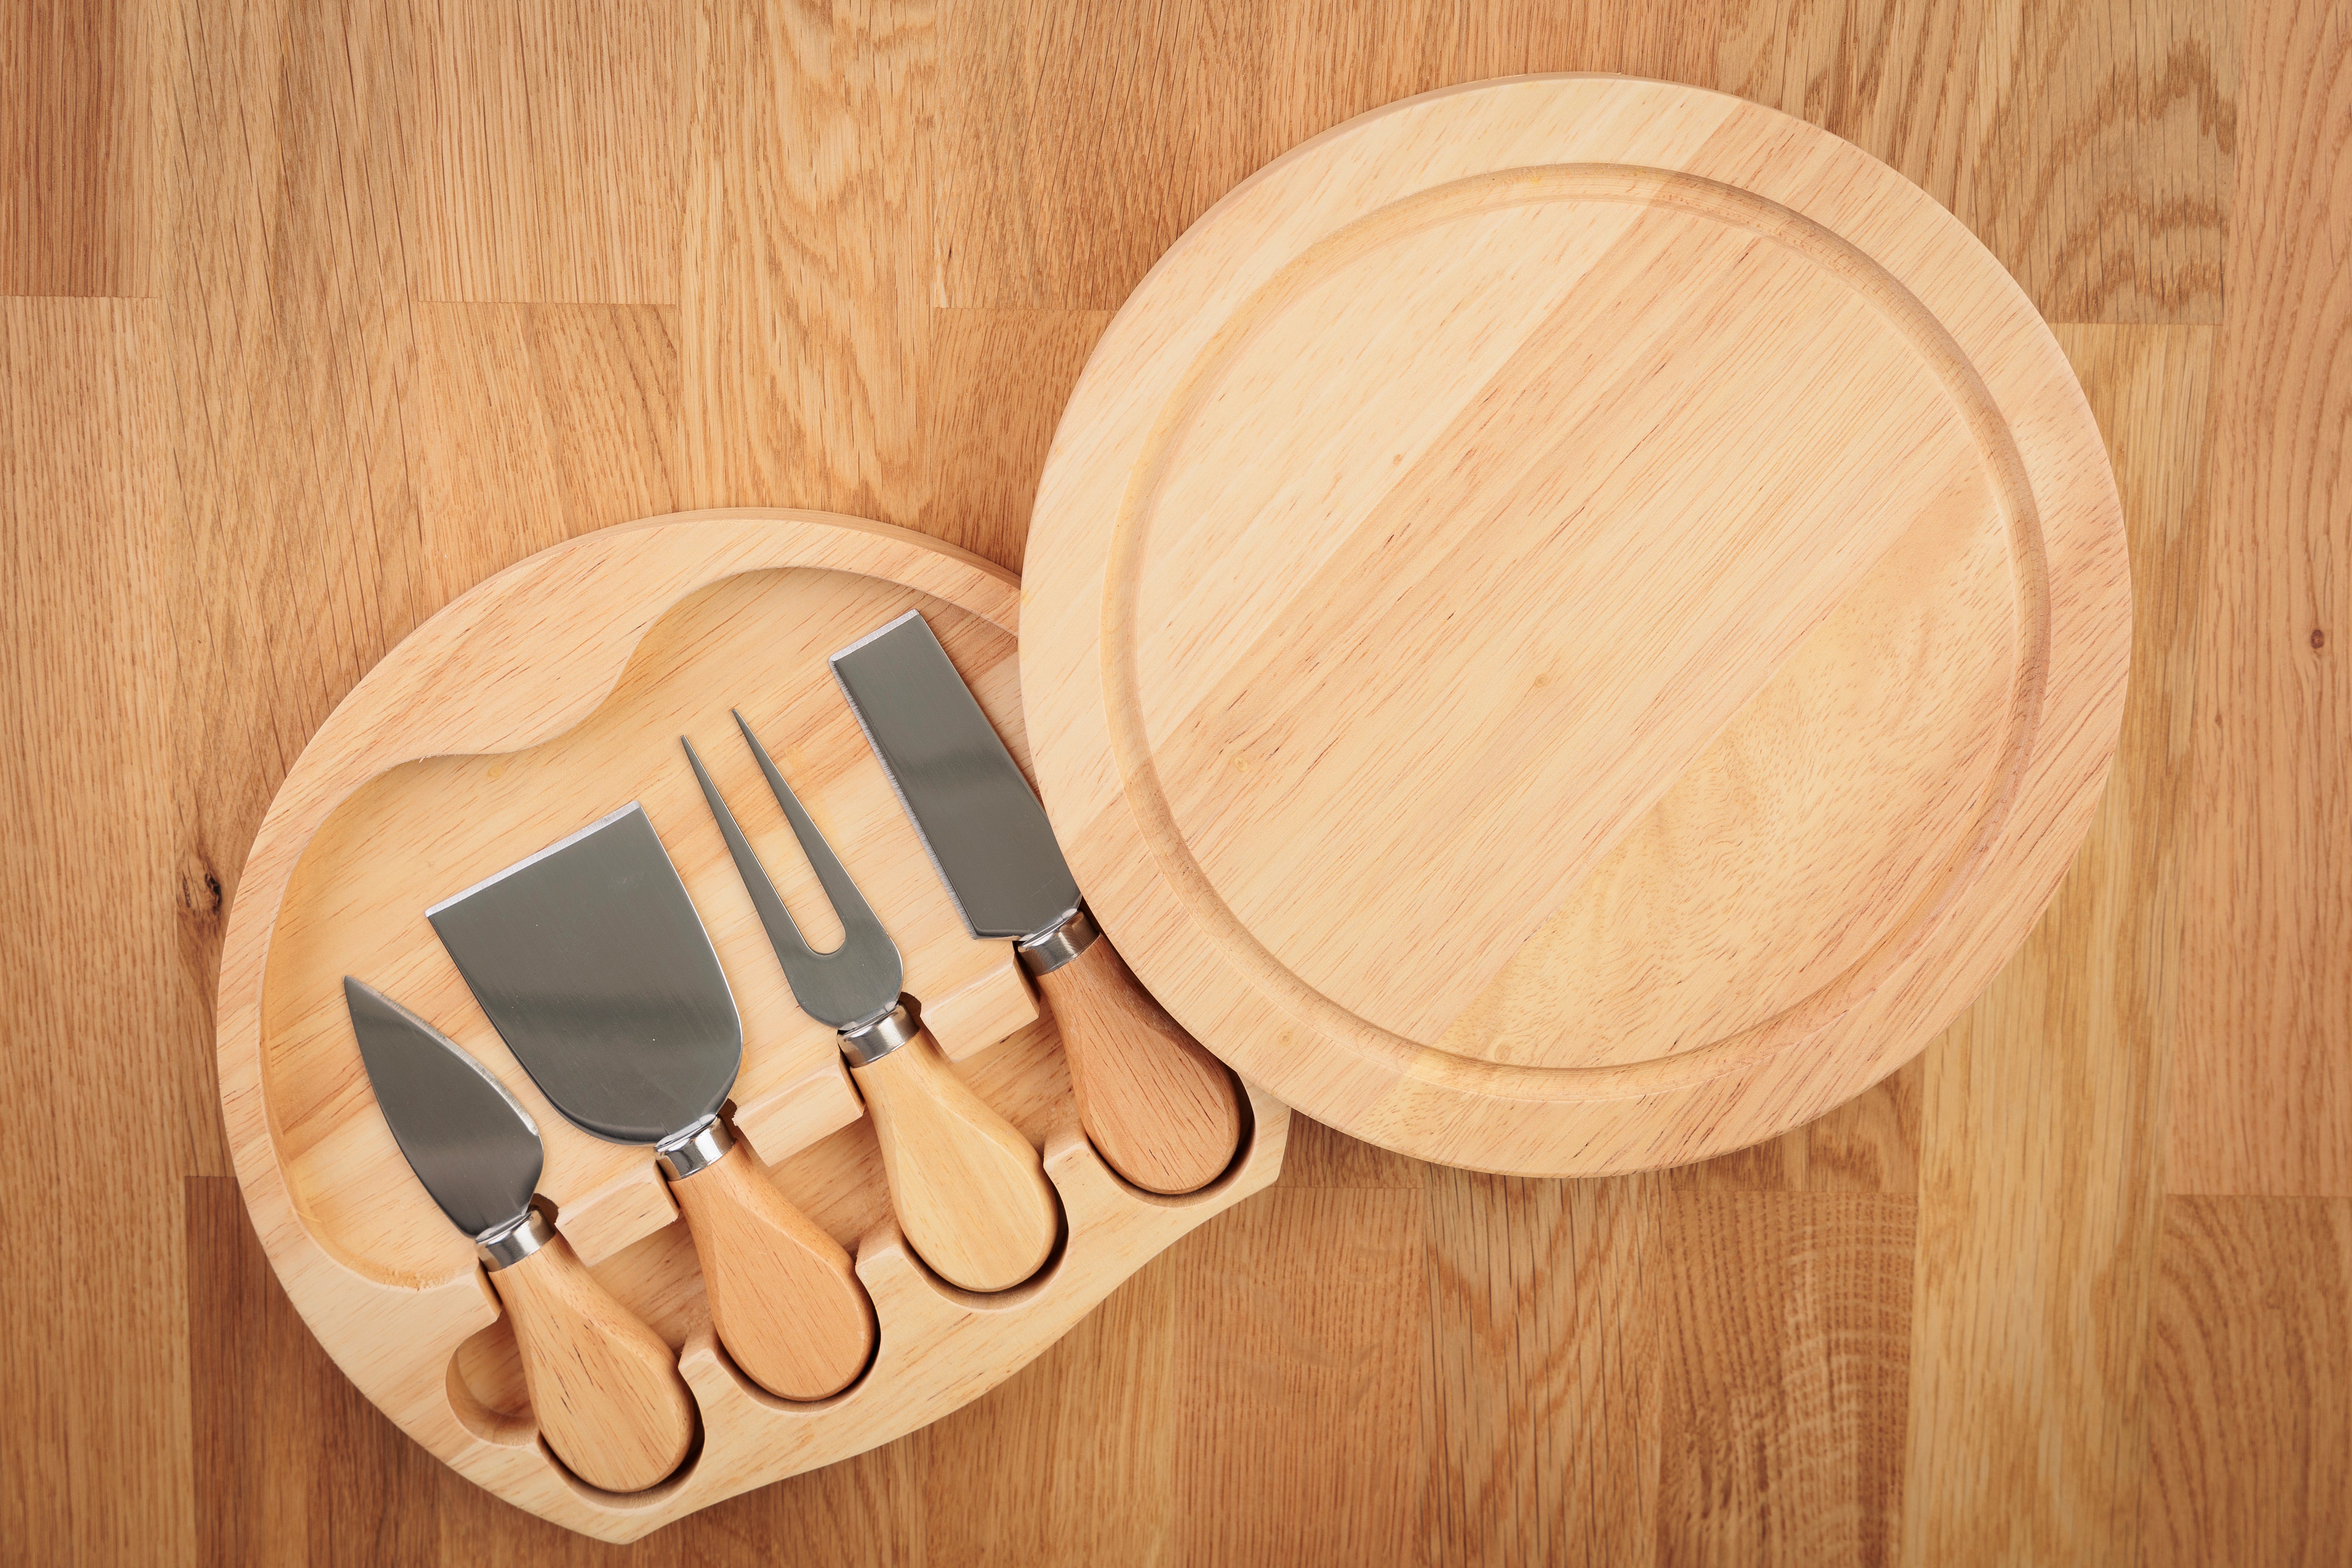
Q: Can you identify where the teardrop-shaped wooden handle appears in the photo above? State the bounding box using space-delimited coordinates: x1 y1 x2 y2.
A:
851 1029 1060 1292
487 1232 696 1494
1033 936 1243 1194
668 1139 876 1400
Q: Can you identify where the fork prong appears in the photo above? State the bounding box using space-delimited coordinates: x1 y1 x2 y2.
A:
682 735 819 964
731 710 891 945
683 726 904 1030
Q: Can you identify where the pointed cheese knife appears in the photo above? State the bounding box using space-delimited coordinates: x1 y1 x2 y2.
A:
684 717 1060 1294
426 805 876 1402
341 978 694 1493
831 611 1243 1194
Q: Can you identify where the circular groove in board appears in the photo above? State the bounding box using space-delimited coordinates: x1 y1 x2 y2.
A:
1109 165 2049 1087
1023 77 2130 1175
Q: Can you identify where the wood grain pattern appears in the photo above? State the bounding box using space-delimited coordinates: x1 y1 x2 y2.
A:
6 0 2345 1561
400 0 682 306
1170 1186 1429 1564
408 303 683 583
3 296 193 1567
1422 1170 1660 1566
920 1254 1182 1565
1658 1194 1913 1566
923 308 1109 569
1663 1060 1922 1195
2141 1196 2352 1565
1718 0 2240 323
1899 320 2214 1565
1032 935 1244 1195
920 951 1042 1065
665 1138 874 1401
683 0 934 520
1024 76 2132 1175
485 1231 698 1493
165 0 437 973
850 1028 1063 1293
1 0 159 297
188 1177 442 1567
2177 0 2351 1199
938 0 1209 310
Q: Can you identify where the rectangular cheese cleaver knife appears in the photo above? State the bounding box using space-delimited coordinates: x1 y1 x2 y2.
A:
342 978 694 1493
426 803 876 1402
831 611 1243 1194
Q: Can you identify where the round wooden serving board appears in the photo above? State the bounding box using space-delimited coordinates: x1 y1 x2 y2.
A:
1023 76 2131 1176
214 511 1287 1541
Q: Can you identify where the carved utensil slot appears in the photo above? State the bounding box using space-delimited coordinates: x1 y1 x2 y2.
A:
215 511 1288 1542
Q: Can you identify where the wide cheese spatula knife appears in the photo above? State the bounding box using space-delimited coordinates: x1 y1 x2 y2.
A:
426 804 876 1401
341 978 694 1493
831 611 1243 1194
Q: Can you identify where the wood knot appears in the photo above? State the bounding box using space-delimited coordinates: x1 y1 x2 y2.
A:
181 854 224 919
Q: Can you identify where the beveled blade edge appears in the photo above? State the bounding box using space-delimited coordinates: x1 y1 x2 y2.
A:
829 610 1081 942
425 803 743 1147
426 799 644 921
342 977 540 1243
830 612 978 936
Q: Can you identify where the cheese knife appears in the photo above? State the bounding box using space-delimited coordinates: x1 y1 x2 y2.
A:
341 977 694 1493
830 611 1243 1194
683 716 1059 1293
425 804 876 1401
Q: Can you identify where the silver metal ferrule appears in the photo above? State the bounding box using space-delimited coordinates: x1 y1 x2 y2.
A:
838 1001 919 1067
1016 905 1099 977
655 1114 734 1181
476 1205 555 1271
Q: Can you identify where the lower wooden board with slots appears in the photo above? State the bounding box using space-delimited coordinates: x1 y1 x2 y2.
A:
213 511 1289 1543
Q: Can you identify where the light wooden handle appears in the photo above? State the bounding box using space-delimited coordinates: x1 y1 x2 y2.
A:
1033 937 1244 1194
668 1139 876 1400
851 1029 1060 1292
487 1231 696 1494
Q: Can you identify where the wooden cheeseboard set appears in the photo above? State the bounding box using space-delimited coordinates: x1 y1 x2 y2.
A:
215 77 2128 1538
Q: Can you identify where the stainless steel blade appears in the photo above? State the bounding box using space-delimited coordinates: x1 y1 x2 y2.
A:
426 802 742 1147
681 717 901 1029
829 610 1080 942
342 977 540 1242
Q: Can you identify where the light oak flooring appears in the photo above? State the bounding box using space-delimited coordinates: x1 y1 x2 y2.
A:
3 0 2344 1562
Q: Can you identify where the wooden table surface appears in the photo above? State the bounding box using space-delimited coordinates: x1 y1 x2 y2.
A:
3 1 2343 1563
